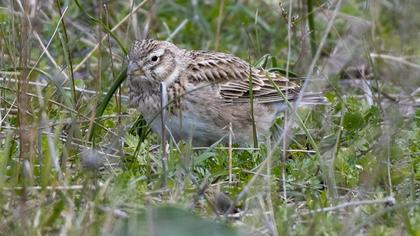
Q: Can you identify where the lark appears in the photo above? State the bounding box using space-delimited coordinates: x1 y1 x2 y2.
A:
127 39 319 146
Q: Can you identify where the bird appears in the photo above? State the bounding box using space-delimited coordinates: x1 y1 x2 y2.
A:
127 39 320 147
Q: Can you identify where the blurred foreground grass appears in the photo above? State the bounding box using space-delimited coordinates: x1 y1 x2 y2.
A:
0 0 419 235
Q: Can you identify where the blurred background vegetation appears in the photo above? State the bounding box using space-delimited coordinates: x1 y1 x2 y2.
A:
0 0 419 235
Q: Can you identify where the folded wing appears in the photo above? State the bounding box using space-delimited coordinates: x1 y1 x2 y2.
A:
185 51 301 104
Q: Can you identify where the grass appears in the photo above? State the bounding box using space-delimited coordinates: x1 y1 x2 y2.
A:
0 0 420 235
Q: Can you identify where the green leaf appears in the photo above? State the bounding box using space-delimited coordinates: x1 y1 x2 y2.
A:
194 151 216 166
43 199 65 227
343 111 364 131
113 206 242 236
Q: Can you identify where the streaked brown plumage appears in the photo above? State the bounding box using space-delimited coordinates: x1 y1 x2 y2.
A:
127 39 316 146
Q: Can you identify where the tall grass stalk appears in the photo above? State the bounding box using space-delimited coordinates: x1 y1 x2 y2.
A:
248 60 258 149
307 0 316 57
55 1 76 107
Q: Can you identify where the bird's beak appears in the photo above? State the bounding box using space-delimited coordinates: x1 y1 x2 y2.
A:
127 62 144 76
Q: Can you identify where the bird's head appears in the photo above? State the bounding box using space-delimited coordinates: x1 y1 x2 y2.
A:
127 39 182 83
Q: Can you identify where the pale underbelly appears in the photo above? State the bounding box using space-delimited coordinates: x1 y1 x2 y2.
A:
146 105 275 146
149 111 237 146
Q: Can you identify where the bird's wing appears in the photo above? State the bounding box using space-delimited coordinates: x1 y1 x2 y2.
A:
185 51 301 103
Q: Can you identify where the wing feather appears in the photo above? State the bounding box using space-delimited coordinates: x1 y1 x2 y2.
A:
185 51 301 103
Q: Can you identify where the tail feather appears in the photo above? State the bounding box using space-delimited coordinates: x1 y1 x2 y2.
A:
273 92 328 113
299 92 328 105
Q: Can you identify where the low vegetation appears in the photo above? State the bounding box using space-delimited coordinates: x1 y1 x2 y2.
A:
0 0 419 235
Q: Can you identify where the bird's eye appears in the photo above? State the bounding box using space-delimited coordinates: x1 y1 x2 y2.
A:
151 56 159 62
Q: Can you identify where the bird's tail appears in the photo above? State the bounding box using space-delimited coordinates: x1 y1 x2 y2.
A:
298 92 328 105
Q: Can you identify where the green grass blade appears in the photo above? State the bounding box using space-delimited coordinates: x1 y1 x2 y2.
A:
89 67 127 143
